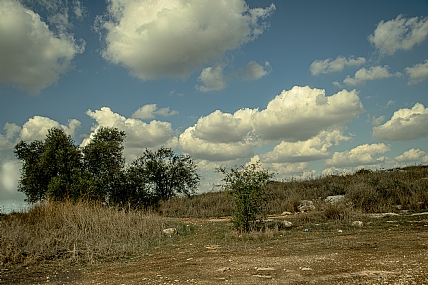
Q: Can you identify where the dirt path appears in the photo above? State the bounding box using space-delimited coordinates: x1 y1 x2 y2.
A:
2 215 428 284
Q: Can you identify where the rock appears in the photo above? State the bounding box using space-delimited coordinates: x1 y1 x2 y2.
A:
281 211 292 215
217 267 230 272
162 228 177 236
352 221 364 227
281 220 293 228
325 195 345 204
256 267 275 272
298 200 315 212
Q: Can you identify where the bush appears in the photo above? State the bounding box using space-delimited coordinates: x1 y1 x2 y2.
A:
217 162 275 232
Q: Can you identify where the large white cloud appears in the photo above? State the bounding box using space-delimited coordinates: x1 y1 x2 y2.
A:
343 66 401 86
0 0 85 93
84 107 178 161
179 86 363 161
405 59 428 84
310 56 366 75
325 143 391 168
98 0 275 80
373 103 428 141
395 148 428 163
253 86 364 141
369 15 428 56
260 129 350 163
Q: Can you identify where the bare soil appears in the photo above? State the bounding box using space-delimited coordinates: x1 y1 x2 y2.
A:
2 213 428 285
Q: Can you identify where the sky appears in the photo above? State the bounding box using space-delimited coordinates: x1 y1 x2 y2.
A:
1 0 428 212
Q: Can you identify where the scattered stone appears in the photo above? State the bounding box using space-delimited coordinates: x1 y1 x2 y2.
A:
300 267 312 271
252 274 272 279
256 267 275 272
298 200 315 212
162 228 178 236
217 267 230 272
352 221 364 227
325 195 345 204
281 220 293 228
281 211 292 215
338 230 343 233
367 213 399 218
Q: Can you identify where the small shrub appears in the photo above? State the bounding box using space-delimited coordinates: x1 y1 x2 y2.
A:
217 162 275 232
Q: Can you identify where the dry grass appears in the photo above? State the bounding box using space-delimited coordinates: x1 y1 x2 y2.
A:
0 200 165 266
160 164 428 217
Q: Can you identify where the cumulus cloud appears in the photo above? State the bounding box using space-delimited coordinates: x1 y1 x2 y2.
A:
343 66 401 86
0 0 85 93
395 148 428 163
373 103 428 141
310 56 366 75
405 59 428 84
241 61 271 80
196 65 228 92
260 129 350 163
253 86 364 141
84 107 177 161
325 143 391 168
98 0 275 80
131 104 178 120
179 86 363 161
369 15 428 56
19 116 81 142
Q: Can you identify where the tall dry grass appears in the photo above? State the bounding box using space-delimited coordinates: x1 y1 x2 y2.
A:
0 200 165 266
159 165 428 217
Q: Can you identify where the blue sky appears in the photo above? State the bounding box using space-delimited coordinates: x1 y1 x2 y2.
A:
1 0 428 211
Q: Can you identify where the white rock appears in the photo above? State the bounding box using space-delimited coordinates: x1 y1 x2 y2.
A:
281 220 293 228
162 228 177 236
352 221 364 227
281 211 292 215
325 195 345 204
298 200 315 212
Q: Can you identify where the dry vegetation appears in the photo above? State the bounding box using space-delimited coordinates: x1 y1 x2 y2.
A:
1 165 428 271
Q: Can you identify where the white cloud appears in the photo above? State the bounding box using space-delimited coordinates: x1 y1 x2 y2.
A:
0 0 85 93
19 116 80 141
405 59 428 84
253 86 364 141
395 148 428 163
260 129 350 163
179 86 363 161
131 104 178 120
180 126 256 161
310 56 366 75
98 0 275 80
0 161 25 202
343 66 401 85
369 15 428 56
196 65 228 92
241 61 271 80
373 103 428 141
84 107 178 161
325 143 391 168
369 115 385 127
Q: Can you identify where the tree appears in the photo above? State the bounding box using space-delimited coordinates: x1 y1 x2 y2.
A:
81 127 126 203
127 147 200 206
217 162 275 232
14 128 82 202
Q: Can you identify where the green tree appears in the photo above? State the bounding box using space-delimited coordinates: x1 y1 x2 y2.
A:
81 127 126 203
217 162 275 232
127 147 200 206
14 128 82 202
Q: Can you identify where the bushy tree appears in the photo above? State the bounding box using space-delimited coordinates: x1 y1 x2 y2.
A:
81 127 126 203
128 147 200 206
14 128 82 202
217 162 275 232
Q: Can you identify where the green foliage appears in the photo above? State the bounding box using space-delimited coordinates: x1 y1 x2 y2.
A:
81 127 126 203
125 147 200 208
217 162 275 232
14 128 81 202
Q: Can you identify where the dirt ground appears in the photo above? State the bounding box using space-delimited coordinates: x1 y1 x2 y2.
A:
2 213 428 285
